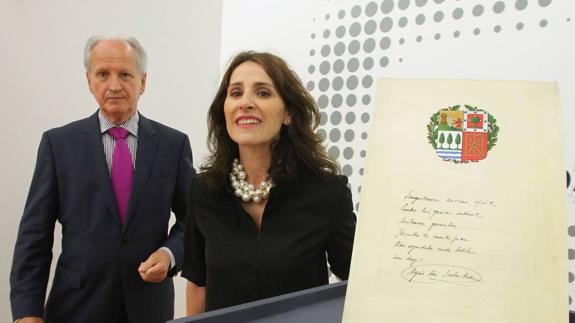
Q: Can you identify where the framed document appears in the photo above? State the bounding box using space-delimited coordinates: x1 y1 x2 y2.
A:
343 79 567 323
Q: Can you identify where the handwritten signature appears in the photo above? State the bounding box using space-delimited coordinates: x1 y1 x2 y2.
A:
401 264 482 285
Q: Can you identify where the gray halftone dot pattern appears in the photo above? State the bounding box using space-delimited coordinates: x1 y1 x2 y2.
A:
350 22 362 37
569 225 575 237
365 20 378 35
380 17 394 33
363 57 375 70
569 249 575 260
320 61 331 75
317 129 326 142
319 78 330 92
323 29 331 39
309 49 315 56
415 0 427 6
474 28 481 35
336 26 346 38
345 129 355 141
349 40 361 54
493 1 506 13
361 112 371 123
416 13 426 25
434 11 444 23
347 94 357 106
494 25 502 33
516 0 528 10
362 94 372 105
364 38 376 53
333 76 344 91
454 30 461 37
331 111 343 125
399 38 406 45
539 0 552 7
346 112 356 125
516 22 525 30
361 132 368 139
570 272 575 282
320 112 328 125
343 147 354 160
380 37 392 50
328 146 340 159
435 33 441 40
366 2 379 16
359 168 364 175
540 19 548 27
308 65 315 74
351 5 362 18
348 58 360 72
347 76 359 90
362 75 374 88
398 0 410 10
334 59 345 73
434 0 445 3
334 42 346 56
321 45 331 57
318 94 329 109
399 58 403 63
311 33 316 39
342 165 353 177
380 56 390 67
325 14 330 20
361 150 367 157
453 8 464 20
338 9 345 19
571 296 573 305
473 5 485 17
399 17 408 28
332 94 343 108
307 81 315 91
381 0 394 14
329 129 341 143
416 35 423 42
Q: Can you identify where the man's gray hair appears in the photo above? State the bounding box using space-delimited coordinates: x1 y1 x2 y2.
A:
84 35 147 74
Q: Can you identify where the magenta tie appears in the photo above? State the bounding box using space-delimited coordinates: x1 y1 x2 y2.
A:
108 127 134 223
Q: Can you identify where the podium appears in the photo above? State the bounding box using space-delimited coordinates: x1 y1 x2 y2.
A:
168 281 347 323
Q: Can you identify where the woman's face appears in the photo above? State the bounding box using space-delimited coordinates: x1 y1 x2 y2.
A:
224 61 290 150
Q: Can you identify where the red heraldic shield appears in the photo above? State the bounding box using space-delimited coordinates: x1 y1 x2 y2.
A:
461 132 488 161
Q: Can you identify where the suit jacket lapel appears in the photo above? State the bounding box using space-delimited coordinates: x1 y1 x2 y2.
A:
82 112 122 228
123 114 158 232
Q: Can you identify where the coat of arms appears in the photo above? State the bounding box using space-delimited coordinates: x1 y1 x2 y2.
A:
427 105 499 163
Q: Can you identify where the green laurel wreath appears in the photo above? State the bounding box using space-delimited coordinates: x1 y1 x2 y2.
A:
427 105 500 159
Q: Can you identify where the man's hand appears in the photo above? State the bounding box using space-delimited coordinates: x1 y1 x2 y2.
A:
17 317 44 323
138 249 171 282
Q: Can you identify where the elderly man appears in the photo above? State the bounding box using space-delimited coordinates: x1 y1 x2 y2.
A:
10 36 195 323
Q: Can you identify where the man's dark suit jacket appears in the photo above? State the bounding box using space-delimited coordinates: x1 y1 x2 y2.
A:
10 112 195 323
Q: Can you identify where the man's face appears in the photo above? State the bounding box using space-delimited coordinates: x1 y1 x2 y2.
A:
86 40 146 124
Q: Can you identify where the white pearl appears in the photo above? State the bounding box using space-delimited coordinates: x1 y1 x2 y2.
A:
238 171 246 180
235 188 243 197
242 192 250 202
248 183 254 191
253 195 261 203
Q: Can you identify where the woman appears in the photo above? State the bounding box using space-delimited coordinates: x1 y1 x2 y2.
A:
182 51 356 314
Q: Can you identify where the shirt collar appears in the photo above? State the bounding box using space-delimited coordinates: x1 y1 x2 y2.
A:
98 111 139 137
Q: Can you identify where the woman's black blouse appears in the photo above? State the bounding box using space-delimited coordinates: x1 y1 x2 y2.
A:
181 172 356 311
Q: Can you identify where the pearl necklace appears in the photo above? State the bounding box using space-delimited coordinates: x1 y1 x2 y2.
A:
229 158 274 203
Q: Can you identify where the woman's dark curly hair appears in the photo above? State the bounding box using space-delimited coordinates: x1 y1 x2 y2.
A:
201 51 340 188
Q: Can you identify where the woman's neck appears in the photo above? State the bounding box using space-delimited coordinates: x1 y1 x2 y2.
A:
237 145 272 185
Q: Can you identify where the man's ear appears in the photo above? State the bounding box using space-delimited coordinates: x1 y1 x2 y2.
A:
140 73 147 95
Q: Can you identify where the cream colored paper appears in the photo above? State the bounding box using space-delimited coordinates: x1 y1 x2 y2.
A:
343 79 567 323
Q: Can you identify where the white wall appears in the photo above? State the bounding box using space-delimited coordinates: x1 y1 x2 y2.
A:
0 1 222 321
